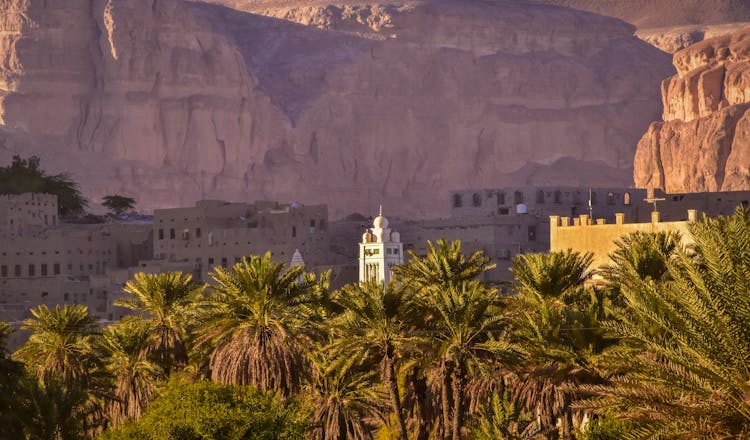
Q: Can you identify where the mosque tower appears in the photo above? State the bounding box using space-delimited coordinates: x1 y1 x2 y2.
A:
359 206 403 284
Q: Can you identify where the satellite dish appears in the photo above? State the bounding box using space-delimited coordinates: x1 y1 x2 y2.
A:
516 203 527 214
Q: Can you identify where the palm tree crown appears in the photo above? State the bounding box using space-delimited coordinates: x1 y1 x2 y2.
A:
198 253 329 396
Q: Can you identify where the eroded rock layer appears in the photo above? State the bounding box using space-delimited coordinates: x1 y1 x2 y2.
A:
635 26 750 193
0 0 673 217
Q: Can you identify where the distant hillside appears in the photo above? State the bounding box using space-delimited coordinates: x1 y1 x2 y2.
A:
529 0 750 28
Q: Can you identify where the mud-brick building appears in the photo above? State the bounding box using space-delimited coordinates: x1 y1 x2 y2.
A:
152 200 331 281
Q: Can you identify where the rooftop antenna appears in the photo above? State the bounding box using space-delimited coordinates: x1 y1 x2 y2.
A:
201 170 206 201
379 204 383 217
644 187 665 213
588 188 593 218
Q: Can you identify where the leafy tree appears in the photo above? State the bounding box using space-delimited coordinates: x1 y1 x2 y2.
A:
329 281 423 440
583 207 750 438
102 195 136 216
13 304 100 388
101 379 309 440
115 272 204 374
197 253 329 396
100 318 164 426
0 155 88 216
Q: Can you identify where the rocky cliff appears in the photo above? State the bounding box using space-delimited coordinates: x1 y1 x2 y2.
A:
634 26 750 193
0 0 673 218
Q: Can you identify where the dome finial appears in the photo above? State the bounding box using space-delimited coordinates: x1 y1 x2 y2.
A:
379 204 383 217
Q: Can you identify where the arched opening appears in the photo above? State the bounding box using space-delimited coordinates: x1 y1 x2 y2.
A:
624 192 631 205
472 193 482 207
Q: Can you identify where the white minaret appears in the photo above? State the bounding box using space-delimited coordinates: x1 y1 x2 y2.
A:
359 206 403 284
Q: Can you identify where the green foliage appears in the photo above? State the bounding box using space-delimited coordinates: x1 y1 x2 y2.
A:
116 272 204 374
394 238 495 291
14 304 100 388
100 380 309 440
584 207 750 438
0 155 88 216
577 417 629 440
197 253 329 396
100 318 164 426
102 195 136 216
470 390 532 440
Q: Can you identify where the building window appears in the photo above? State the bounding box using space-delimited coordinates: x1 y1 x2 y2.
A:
221 257 227 268
64 293 69 301
498 207 509 215
0 265 6 277
607 192 615 205
514 191 524 204
158 229 164 240
182 229 190 240
169 228 176 239
553 190 561 204
472 193 482 207
453 194 463 208
53 263 60 275
28 264 35 277
196 227 202 238
527 225 536 242
292 226 297 238
590 191 598 205
41 264 48 276
536 190 545 204
624 192 631 205
208 257 214 266
496 192 506 206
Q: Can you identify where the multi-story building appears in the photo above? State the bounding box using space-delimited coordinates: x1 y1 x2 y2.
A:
151 200 330 280
450 186 647 222
0 194 152 322
0 193 58 239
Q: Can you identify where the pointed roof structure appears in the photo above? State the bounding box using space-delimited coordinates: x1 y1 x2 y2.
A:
289 248 305 268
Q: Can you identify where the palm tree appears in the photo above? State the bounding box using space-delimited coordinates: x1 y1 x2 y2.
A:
306 346 386 440
14 304 99 388
393 239 495 292
582 207 750 438
470 389 532 440
329 281 423 440
421 280 512 440
99 317 163 426
509 250 592 299
507 250 609 439
115 272 203 374
601 231 681 285
197 253 329 396
21 375 100 440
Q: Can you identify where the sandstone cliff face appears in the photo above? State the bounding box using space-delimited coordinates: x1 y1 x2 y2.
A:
634 26 750 193
0 0 673 218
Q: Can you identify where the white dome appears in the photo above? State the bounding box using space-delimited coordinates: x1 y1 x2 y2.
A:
390 231 400 242
373 215 389 229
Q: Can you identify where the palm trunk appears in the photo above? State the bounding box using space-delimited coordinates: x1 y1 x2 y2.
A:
441 360 453 440
451 362 464 440
384 351 408 440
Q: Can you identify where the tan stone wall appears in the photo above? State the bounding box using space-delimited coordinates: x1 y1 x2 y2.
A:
153 200 330 281
0 193 58 239
550 211 696 270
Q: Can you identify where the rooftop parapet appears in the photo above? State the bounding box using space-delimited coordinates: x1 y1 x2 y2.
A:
550 209 701 229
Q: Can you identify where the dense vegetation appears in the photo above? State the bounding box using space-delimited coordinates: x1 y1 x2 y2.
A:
0 155 87 216
3 208 750 439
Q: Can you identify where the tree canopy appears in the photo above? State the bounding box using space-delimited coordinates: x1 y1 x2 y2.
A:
0 155 87 216
102 195 136 216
